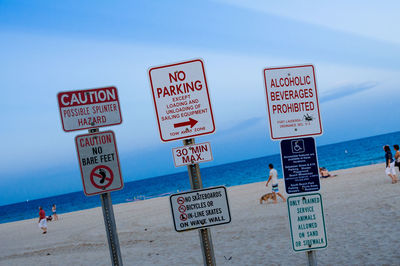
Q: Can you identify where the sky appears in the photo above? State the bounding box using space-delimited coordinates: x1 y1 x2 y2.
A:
0 0 399 205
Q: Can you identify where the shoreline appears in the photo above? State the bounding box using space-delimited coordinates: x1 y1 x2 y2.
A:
0 161 385 225
1 162 399 265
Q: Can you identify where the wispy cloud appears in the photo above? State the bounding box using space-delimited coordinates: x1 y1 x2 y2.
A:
320 82 378 103
218 116 264 134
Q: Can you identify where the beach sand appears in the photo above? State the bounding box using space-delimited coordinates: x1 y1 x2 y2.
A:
1 163 399 266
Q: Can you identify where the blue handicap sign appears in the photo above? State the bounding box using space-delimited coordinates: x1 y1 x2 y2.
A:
280 137 320 194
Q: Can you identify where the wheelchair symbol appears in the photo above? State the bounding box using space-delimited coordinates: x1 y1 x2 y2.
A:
291 139 305 153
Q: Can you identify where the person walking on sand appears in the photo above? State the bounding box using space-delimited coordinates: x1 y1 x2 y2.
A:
52 204 58 221
393 144 400 173
383 145 398 184
266 164 286 203
38 206 47 234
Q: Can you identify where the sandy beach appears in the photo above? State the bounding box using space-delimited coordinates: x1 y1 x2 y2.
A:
1 163 399 266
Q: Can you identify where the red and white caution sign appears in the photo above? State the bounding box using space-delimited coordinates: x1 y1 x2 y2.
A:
57 86 122 132
75 131 123 196
172 142 213 167
149 59 216 142
263 65 323 140
170 186 231 232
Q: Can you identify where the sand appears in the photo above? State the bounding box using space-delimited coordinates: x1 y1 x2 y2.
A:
1 163 399 266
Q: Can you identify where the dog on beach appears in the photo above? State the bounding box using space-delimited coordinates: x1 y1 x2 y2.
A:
259 193 275 204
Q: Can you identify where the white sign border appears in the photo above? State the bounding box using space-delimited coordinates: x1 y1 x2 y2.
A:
57 86 123 132
172 142 213 167
287 192 328 252
75 130 124 196
169 186 231 232
148 58 216 142
263 64 323 140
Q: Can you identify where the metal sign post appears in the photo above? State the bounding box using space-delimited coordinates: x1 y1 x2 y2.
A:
100 192 123 266
89 128 123 266
306 250 317 266
183 138 216 266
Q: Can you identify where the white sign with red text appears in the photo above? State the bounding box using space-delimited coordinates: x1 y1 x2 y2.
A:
75 131 123 196
263 65 322 140
57 86 122 132
172 142 213 167
149 59 215 142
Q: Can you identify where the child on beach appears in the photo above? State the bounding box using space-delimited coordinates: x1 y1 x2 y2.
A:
266 164 286 203
383 145 398 184
38 206 47 234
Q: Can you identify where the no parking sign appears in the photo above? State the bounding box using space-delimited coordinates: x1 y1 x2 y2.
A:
75 131 123 196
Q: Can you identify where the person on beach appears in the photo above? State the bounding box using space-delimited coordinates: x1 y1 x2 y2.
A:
319 167 337 178
266 164 286 203
38 206 47 234
383 145 398 184
52 204 58 221
393 145 400 172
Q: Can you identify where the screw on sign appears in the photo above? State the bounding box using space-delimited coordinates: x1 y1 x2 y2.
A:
90 165 114 190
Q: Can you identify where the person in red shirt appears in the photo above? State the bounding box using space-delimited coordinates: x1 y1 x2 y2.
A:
38 206 47 234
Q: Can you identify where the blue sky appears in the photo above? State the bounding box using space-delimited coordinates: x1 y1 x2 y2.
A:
0 0 399 205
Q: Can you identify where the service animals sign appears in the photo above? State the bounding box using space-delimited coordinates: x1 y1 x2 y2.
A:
172 142 213 167
287 193 327 252
149 59 215 142
170 186 231 232
57 86 122 132
75 131 123 196
264 65 322 140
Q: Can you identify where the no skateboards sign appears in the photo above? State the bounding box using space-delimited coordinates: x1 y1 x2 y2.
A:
75 131 123 196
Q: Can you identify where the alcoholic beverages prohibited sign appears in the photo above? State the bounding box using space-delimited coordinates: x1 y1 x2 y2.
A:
149 59 216 142
57 86 122 132
75 131 123 196
287 193 327 252
264 65 322 140
170 186 231 232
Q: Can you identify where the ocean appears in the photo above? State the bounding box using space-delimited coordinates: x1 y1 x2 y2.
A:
0 131 398 224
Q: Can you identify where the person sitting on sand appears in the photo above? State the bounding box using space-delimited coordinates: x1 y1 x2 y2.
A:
319 167 337 178
383 145 398 184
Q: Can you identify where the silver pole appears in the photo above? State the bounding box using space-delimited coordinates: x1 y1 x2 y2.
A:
183 138 216 266
306 250 317 266
100 192 123 266
89 128 123 266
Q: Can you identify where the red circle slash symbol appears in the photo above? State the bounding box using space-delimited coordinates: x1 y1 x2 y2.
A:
177 197 185 205
90 165 114 190
178 205 186 213
180 213 188 221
